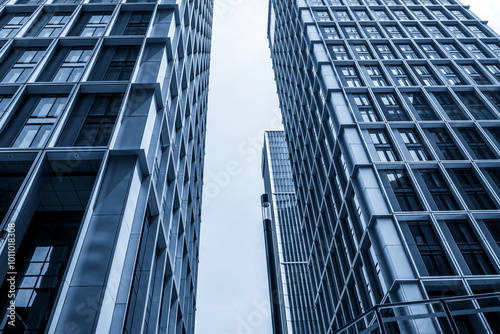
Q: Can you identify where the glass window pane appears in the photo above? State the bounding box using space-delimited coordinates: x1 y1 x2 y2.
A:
447 220 497 275
12 125 39 147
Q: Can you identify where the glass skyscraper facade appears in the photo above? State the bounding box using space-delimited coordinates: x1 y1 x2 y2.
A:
0 0 213 332
261 130 318 334
268 0 500 333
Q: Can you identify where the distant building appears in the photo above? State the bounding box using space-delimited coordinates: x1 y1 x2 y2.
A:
261 130 318 334
268 0 500 333
0 0 213 332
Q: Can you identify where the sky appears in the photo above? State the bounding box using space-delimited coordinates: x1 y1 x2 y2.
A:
194 1 500 333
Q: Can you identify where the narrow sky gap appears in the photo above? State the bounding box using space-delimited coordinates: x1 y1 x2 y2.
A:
195 1 500 333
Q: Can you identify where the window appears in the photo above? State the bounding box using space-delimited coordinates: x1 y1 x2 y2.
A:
418 170 460 210
343 26 361 39
309 0 325 5
89 46 140 81
456 92 496 120
0 95 13 117
384 25 404 38
445 25 467 38
398 44 419 59
406 221 454 276
427 128 464 160
463 43 488 59
69 11 112 37
393 10 410 20
436 65 465 85
412 9 430 20
457 127 496 159
111 11 152 35
329 44 350 60
75 94 123 146
0 212 83 333
363 26 383 39
447 220 497 275
369 129 399 161
488 128 500 145
388 65 414 86
448 169 497 210
405 92 439 120
451 9 468 20
58 93 123 147
484 220 500 249
351 44 373 59
425 25 446 38
373 10 391 21
123 208 161 333
485 64 500 81
26 12 72 37
351 93 379 122
483 91 500 111
431 9 450 20
354 10 371 21
399 129 431 161
315 11 332 22
339 66 362 87
322 26 339 40
38 47 93 82
16 0 44 3
484 169 500 197
433 92 467 120
485 43 500 58
333 10 350 22
412 65 439 86
460 65 491 85
365 66 387 87
440 43 467 59
376 93 409 121
420 43 442 59
12 96 67 148
0 47 46 83
380 169 424 211
404 25 425 38
374 44 396 59
0 13 32 38
56 48 92 82
467 25 489 38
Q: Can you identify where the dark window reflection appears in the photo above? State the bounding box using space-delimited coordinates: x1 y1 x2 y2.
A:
0 212 83 333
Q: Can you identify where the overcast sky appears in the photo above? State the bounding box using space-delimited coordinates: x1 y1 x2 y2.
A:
195 1 500 333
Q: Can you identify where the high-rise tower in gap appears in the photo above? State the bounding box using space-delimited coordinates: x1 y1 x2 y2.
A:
0 0 213 332
261 130 318 334
268 0 500 333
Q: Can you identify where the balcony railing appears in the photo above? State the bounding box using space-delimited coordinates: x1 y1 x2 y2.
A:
334 292 500 334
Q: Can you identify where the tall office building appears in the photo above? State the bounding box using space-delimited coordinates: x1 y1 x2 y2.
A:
268 0 500 333
0 0 212 332
261 130 318 334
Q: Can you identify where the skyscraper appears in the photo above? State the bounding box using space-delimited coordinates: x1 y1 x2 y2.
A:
261 130 318 334
0 0 213 332
268 0 500 333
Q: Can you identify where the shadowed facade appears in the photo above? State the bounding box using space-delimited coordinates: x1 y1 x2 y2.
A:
0 0 213 332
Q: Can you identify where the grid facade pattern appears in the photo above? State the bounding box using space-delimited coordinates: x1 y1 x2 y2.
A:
268 0 500 333
262 131 318 334
0 0 213 332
